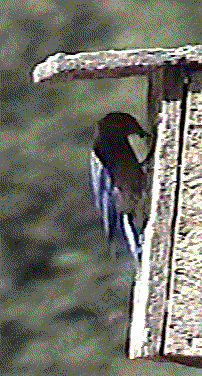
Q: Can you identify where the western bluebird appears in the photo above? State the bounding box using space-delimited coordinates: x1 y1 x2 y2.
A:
89 112 154 261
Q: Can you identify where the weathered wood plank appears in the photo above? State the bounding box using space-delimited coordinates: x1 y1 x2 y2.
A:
129 71 202 364
164 88 202 357
32 45 202 84
129 99 182 357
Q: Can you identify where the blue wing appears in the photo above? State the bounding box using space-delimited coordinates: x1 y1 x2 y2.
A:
90 150 117 239
89 150 144 261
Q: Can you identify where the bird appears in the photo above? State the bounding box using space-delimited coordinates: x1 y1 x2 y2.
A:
89 112 155 262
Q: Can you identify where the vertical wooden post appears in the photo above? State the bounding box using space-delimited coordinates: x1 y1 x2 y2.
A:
129 67 202 364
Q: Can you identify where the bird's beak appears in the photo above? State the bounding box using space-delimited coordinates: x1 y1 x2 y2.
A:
127 133 153 163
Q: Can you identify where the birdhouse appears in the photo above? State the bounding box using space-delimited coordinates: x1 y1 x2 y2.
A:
32 45 202 368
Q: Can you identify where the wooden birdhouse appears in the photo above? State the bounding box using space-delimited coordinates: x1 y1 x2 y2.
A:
32 45 202 367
